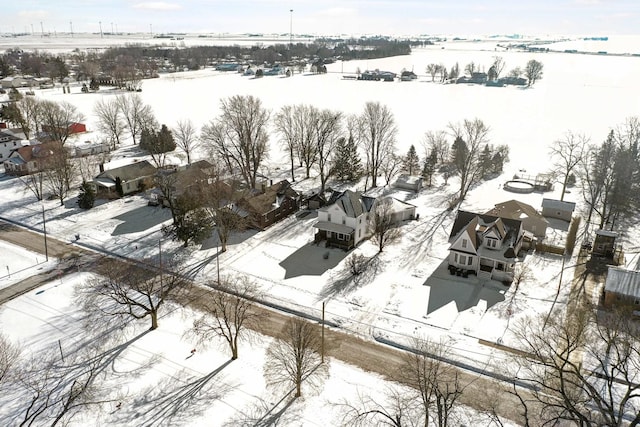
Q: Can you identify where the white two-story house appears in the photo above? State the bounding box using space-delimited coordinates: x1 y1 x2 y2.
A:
448 211 525 282
313 190 376 250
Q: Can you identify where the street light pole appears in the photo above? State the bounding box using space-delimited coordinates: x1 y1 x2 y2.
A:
41 203 48 262
289 9 293 47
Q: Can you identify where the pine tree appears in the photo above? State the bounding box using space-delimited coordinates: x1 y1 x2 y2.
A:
77 180 96 209
333 134 364 182
403 144 420 175
422 151 438 187
479 145 493 177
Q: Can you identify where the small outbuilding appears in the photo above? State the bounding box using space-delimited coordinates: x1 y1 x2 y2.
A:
592 229 618 258
541 198 575 222
393 174 423 192
603 266 640 309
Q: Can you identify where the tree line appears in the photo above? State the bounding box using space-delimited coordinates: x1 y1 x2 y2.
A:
424 55 544 86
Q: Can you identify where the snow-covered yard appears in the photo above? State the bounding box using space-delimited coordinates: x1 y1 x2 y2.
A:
2 34 639 425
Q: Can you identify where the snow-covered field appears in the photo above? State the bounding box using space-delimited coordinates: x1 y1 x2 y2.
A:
1 35 639 425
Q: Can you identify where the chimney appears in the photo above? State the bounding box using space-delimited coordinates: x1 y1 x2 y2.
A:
99 163 104 173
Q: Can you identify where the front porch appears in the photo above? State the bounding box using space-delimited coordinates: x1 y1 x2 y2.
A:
479 257 514 282
313 221 355 251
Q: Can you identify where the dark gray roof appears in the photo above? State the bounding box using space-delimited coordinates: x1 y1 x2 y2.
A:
449 210 522 242
542 198 576 212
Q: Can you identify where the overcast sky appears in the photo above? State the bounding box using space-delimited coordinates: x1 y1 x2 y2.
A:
3 0 638 37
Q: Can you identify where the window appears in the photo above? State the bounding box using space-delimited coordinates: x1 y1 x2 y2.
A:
486 238 497 248
462 239 467 248
328 213 332 222
342 216 346 225
358 229 361 238
496 263 504 271
467 256 472 266
459 255 466 265
327 231 332 238
454 253 459 263
13 141 17 146
359 218 362 224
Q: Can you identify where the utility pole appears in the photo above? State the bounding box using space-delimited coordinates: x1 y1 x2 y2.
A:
321 301 325 363
41 204 48 262
215 237 220 285
99 21 103 38
111 22 114 35
40 21 44 37
70 21 73 37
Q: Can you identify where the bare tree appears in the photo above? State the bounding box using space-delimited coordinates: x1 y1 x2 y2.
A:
525 59 544 86
448 118 491 203
398 337 466 427
294 104 319 178
20 171 46 201
174 119 199 164
550 132 588 201
369 197 401 253
264 317 328 398
511 307 640 426
381 152 402 185
0 333 20 386
464 61 476 76
313 108 342 193
15 96 42 139
201 95 270 189
117 94 153 145
274 104 298 182
77 260 188 330
39 100 85 145
186 275 261 360
14 340 122 427
358 102 397 188
423 130 449 164
43 143 76 206
338 386 411 427
508 67 523 78
491 56 506 80
426 63 439 81
94 98 125 150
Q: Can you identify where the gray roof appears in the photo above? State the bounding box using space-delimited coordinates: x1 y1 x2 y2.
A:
322 190 376 218
605 266 640 299
542 198 576 212
96 160 156 182
313 221 354 234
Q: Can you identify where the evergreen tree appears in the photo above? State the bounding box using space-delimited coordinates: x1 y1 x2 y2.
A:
157 124 177 152
333 134 364 182
479 145 493 177
422 151 438 187
403 144 420 175
115 176 124 197
77 180 96 209
89 78 100 91
451 136 468 168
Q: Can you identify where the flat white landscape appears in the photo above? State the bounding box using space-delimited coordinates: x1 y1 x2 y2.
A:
1 35 639 425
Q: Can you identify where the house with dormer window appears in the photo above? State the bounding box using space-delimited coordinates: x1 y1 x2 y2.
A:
313 190 376 250
447 210 525 282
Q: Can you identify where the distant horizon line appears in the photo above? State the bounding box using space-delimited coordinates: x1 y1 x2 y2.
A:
0 31 636 40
